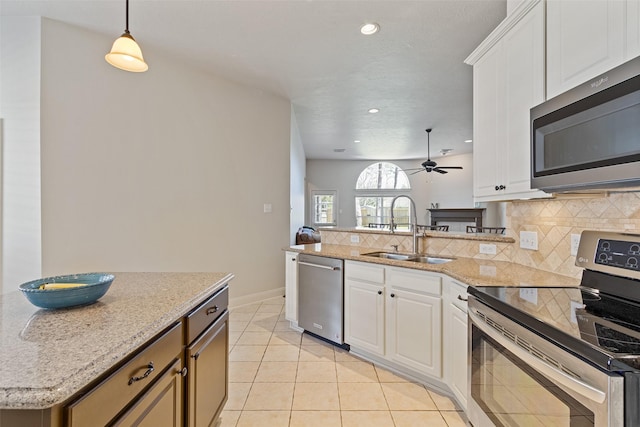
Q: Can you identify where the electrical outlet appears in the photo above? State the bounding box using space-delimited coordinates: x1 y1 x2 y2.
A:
570 233 581 256
479 244 497 255
519 288 538 304
350 234 360 243
520 231 538 250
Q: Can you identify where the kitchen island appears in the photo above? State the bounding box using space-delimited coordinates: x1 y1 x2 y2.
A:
0 272 233 426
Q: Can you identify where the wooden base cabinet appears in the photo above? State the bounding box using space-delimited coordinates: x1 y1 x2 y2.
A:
113 358 184 427
185 286 229 427
186 312 228 427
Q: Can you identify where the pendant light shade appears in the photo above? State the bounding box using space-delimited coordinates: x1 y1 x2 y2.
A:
105 0 148 72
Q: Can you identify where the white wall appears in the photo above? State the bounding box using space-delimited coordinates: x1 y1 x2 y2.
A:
289 111 306 244
37 19 291 302
0 17 43 293
306 153 474 227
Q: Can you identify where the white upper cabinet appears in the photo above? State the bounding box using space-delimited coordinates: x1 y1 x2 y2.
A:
629 0 640 58
546 0 637 99
466 0 548 202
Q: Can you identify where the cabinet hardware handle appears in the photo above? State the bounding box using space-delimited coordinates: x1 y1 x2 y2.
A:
128 362 154 385
378 290 382 295
206 305 219 315
457 295 468 302
291 258 296 261
390 293 395 298
179 367 188 377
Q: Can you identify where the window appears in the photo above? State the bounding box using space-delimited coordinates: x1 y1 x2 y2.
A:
355 162 411 229
311 190 337 226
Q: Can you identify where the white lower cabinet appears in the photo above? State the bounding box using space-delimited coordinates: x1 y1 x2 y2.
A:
443 278 469 410
344 261 442 379
344 261 385 356
284 251 298 322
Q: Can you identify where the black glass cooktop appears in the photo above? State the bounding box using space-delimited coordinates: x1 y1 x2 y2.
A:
469 274 640 371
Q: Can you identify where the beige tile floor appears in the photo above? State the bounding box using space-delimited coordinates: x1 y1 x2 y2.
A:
220 296 469 427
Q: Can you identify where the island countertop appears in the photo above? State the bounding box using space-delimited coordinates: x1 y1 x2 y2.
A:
0 272 233 410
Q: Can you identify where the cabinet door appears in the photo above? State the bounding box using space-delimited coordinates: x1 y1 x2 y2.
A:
503 0 546 197
387 288 442 378
112 358 183 427
472 42 504 199
285 251 298 322
628 0 640 59
547 0 626 98
186 311 229 427
344 279 385 356
448 303 468 409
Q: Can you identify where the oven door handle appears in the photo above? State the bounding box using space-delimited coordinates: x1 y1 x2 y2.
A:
470 310 606 404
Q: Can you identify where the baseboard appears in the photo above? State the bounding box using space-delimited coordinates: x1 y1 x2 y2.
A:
229 286 285 309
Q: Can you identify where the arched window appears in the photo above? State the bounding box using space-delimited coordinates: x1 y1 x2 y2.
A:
355 162 412 229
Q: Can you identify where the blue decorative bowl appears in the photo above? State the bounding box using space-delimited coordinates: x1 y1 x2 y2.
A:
19 273 115 309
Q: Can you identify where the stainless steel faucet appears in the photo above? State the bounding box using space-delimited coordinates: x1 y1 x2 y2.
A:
389 195 419 255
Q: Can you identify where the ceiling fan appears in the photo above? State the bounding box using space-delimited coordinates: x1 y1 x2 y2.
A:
405 128 463 175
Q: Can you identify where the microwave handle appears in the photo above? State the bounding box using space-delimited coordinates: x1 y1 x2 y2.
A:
469 310 606 404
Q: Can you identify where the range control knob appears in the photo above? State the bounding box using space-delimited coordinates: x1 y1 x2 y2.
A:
627 258 638 269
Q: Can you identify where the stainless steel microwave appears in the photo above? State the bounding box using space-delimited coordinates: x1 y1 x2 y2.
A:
530 56 640 193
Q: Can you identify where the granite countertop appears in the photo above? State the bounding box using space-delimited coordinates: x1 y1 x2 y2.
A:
288 243 579 288
0 272 233 410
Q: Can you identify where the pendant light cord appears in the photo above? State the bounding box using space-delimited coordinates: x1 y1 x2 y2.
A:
125 0 130 35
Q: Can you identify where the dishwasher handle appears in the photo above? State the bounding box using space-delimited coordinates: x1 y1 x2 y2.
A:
298 261 341 271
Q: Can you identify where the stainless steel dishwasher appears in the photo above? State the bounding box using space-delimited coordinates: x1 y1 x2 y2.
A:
297 254 344 346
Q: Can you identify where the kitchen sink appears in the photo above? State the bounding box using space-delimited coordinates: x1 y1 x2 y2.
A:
409 256 453 264
362 252 416 261
362 252 454 264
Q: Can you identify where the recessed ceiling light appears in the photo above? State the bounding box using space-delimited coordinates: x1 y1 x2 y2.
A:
334 148 346 153
354 140 361 143
360 23 380 35
465 139 473 143
368 108 380 114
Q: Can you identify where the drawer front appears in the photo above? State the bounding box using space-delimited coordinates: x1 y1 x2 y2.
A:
66 322 183 427
345 261 385 284
387 267 441 295
186 285 229 344
447 280 468 312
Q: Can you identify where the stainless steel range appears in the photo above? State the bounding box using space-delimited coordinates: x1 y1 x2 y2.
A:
468 230 640 427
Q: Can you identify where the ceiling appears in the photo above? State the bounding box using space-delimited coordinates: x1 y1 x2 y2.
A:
1 0 506 161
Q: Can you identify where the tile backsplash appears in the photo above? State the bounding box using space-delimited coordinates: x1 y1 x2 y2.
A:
321 191 640 279
507 191 640 278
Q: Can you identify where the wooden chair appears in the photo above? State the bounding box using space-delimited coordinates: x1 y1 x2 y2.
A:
466 226 505 234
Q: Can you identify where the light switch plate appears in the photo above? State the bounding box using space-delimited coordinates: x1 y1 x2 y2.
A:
520 231 538 250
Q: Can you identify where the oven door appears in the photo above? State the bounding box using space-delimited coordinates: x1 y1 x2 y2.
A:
468 296 624 427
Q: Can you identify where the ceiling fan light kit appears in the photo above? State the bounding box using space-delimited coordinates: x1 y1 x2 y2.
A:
105 0 148 72
406 128 464 175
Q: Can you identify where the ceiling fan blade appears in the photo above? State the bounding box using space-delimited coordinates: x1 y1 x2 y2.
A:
403 167 425 171
436 166 463 169
409 169 425 175
433 168 448 174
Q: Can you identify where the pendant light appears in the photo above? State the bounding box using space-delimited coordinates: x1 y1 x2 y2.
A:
105 0 148 72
